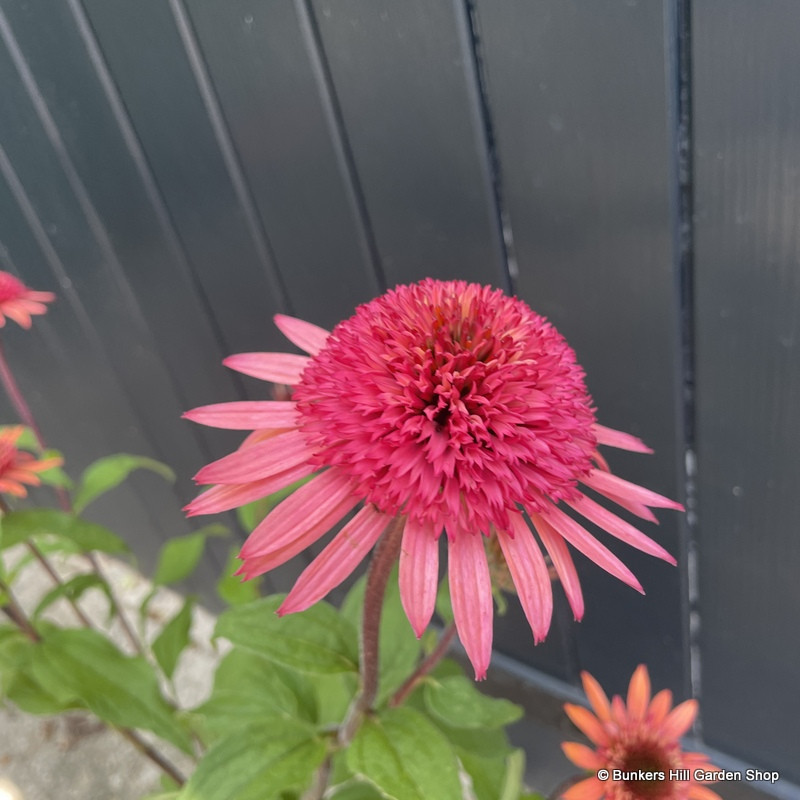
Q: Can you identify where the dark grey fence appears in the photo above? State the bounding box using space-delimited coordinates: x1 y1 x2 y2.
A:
1 0 797 784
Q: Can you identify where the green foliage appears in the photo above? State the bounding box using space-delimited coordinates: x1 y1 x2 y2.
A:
152 598 194 679
435 577 454 625
73 454 175 513
152 525 228 587
216 596 358 674
0 510 128 555
36 449 73 489
29 627 192 753
216 545 261 606
33 573 115 621
176 720 326 800
329 783 385 799
424 674 523 729
459 749 527 800
194 648 317 739
347 707 463 800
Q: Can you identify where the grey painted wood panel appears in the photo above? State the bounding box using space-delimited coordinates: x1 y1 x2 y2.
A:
185 0 383 328
80 0 288 360
693 1 800 779
475 0 688 696
0 0 240 455
312 0 509 290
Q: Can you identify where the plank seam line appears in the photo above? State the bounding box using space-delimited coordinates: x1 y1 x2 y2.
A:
295 0 387 295
0 8 204 472
460 0 518 295
167 0 291 313
65 0 246 404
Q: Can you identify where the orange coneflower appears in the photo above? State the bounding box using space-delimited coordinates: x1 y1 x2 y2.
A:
0 426 62 498
0 271 55 329
185 280 682 679
562 665 722 800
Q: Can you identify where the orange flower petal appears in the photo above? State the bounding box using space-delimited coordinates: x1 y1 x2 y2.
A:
648 688 673 724
660 698 698 740
581 670 612 721
564 704 610 746
561 741 604 770
627 664 651 719
562 777 605 800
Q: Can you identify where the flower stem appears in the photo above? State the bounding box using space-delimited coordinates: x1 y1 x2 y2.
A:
338 514 405 746
389 623 457 707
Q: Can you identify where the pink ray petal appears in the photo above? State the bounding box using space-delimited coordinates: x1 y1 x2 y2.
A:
599 490 660 523
240 468 358 559
448 527 493 680
194 429 313 485
183 401 299 430
3 306 31 328
530 512 584 621
660 699 698 740
274 314 330 356
583 468 684 512
593 423 653 453
279 505 389 615
26 290 57 302
223 352 310 384
496 513 553 643
399 518 440 637
184 462 315 516
540 504 644 594
567 494 676 564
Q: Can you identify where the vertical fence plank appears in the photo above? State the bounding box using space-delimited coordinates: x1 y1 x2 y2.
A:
693 1 800 779
312 0 508 290
475 0 687 695
185 0 383 328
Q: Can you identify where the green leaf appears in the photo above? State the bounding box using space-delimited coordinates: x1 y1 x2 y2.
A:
152 524 228 587
329 783 385 799
196 648 316 739
73 454 175 513
0 510 128 555
0 628 81 715
424 675 523 729
216 596 358 674
458 749 527 800
1 425 38 451
152 599 193 679
310 672 358 727
33 573 115 620
347 707 462 800
36 449 73 489
177 721 325 800
30 627 192 753
435 578 453 625
217 545 261 606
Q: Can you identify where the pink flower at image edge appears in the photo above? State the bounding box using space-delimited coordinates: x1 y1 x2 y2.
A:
0 426 62 498
562 665 721 800
0 271 55 329
184 280 683 679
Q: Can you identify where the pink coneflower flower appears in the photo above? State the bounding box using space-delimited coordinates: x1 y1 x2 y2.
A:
0 426 63 498
185 279 682 678
0 272 55 329
562 665 721 800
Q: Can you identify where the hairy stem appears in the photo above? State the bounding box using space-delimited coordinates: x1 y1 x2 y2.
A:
389 623 457 708
338 514 405 746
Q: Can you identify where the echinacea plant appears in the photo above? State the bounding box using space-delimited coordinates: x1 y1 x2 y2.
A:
0 273 694 800
561 666 721 800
